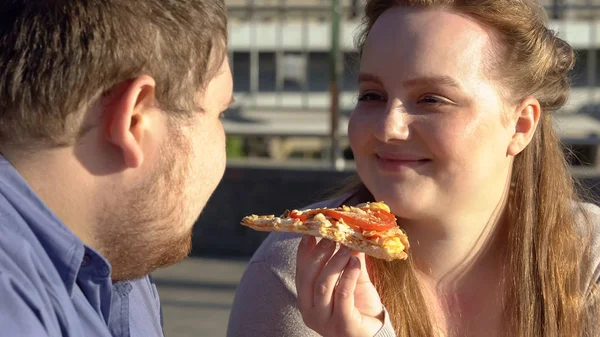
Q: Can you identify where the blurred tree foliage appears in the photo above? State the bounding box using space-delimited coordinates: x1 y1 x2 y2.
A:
226 136 245 158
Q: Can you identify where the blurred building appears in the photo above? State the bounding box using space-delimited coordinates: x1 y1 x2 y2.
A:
222 0 600 166
542 0 600 20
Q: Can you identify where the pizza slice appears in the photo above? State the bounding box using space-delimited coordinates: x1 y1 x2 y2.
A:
241 201 409 261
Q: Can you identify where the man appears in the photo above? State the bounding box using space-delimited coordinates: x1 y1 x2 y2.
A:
0 0 232 336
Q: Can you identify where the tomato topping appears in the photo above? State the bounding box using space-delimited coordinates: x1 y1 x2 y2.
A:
288 207 397 232
322 209 396 231
368 209 396 224
289 211 307 222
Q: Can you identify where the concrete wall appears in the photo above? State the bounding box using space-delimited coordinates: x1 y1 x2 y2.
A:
190 166 600 258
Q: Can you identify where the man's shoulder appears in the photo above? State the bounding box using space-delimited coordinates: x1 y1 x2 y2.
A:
0 213 53 301
0 209 35 270
0 179 83 292
0 193 45 269
0 199 68 309
0 224 62 335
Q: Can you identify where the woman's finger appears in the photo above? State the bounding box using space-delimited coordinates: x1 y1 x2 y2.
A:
333 256 361 322
354 252 372 284
296 235 317 311
296 235 316 266
295 237 336 311
312 245 354 314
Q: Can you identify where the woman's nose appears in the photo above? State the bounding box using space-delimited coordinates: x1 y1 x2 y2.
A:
373 105 410 143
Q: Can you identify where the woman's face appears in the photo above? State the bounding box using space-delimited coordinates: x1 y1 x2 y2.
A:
349 7 517 221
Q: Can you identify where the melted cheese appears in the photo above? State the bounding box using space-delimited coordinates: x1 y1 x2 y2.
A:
356 201 391 213
313 213 330 226
383 237 405 252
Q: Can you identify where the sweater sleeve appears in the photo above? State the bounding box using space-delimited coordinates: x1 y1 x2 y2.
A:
375 308 397 337
227 260 320 337
579 203 600 289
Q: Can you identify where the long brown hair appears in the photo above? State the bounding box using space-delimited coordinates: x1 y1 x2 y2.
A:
349 1 600 336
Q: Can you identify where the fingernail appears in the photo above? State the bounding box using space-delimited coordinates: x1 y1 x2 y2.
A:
350 256 360 268
339 246 351 255
322 239 333 247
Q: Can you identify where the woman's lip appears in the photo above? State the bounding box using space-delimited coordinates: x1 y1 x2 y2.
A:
375 155 430 171
375 153 429 161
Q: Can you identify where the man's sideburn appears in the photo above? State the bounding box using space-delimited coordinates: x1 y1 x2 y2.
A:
97 128 193 281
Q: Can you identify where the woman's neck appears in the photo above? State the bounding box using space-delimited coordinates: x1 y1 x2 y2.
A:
403 192 510 287
405 196 510 337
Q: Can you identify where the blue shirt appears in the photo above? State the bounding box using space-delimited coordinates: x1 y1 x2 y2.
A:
0 156 164 337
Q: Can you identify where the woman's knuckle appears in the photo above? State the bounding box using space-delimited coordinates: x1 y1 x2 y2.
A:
316 282 329 296
336 286 352 300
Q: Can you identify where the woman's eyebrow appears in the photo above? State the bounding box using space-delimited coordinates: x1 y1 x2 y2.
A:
358 72 464 91
401 76 463 90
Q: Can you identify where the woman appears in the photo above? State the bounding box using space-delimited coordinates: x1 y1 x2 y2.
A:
227 1 600 336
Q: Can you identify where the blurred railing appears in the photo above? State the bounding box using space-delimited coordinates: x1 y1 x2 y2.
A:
223 0 600 169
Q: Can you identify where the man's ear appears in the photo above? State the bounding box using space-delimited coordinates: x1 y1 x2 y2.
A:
103 75 157 168
507 96 541 156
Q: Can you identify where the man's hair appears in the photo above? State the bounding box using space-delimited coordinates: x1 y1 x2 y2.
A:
0 0 227 147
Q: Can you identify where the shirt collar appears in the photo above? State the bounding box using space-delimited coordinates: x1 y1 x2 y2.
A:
0 155 105 294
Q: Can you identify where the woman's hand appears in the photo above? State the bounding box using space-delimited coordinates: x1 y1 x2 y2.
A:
296 236 385 337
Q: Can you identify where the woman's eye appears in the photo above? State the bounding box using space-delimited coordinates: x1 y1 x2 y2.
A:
418 95 448 105
358 92 386 102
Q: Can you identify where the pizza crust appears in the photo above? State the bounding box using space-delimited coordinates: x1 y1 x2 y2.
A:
241 213 409 261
